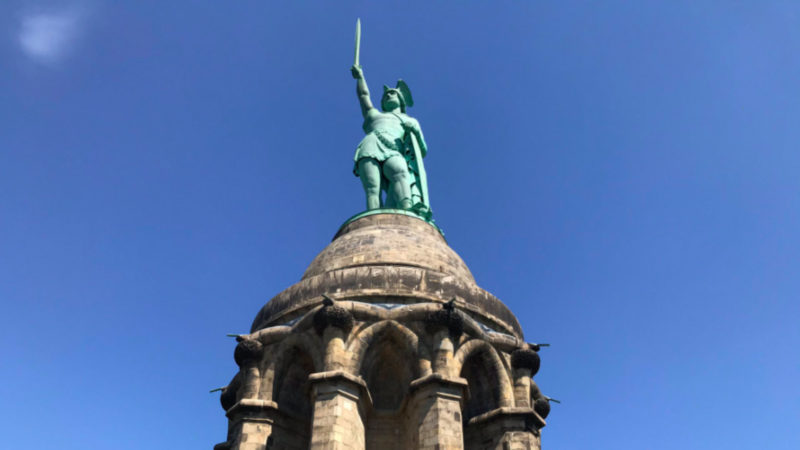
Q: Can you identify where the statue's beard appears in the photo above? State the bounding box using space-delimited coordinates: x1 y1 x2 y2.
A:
382 100 400 111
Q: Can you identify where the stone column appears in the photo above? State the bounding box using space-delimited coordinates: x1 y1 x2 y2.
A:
432 329 456 375
215 338 272 450
218 399 280 450
314 296 354 372
510 349 540 408
308 370 371 450
323 326 347 371
408 373 468 450
425 301 465 378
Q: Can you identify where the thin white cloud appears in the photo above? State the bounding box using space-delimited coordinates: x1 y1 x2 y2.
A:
18 8 83 65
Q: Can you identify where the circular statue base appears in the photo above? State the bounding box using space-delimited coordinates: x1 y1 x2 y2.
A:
339 208 442 237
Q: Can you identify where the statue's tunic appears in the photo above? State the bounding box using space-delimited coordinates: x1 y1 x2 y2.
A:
353 108 407 176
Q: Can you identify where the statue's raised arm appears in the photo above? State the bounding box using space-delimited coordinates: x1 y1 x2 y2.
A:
351 65 374 117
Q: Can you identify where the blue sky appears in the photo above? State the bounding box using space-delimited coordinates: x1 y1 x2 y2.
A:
1 1 799 448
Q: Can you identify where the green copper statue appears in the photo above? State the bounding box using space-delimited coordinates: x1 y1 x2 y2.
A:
350 19 431 219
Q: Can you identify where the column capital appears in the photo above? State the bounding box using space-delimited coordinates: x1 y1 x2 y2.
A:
308 370 373 413
409 373 468 391
224 398 279 421
409 373 468 411
467 406 546 431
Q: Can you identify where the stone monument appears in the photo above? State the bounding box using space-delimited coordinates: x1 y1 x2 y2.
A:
214 20 552 450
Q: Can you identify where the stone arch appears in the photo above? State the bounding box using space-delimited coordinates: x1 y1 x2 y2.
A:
265 333 323 409
454 339 514 420
261 334 319 400
352 321 422 410
347 319 430 378
264 332 323 449
265 332 323 377
350 320 427 450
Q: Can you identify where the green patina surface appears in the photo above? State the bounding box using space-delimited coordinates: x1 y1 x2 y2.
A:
350 19 434 224
339 208 444 237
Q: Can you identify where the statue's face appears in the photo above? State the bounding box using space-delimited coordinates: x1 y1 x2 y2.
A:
381 90 401 111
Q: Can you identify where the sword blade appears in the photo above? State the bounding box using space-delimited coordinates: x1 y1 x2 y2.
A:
354 18 361 66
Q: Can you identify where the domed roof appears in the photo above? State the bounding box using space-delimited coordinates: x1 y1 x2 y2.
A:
303 213 475 282
250 212 523 338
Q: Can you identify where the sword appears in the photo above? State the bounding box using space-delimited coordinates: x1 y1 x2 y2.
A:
354 18 361 66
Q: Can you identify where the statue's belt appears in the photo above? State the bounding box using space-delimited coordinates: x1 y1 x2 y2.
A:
374 129 404 151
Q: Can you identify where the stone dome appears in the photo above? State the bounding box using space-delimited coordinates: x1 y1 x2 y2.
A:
221 211 549 450
250 212 523 338
303 212 475 282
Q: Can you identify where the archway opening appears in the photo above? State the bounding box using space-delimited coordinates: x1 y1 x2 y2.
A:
271 346 315 448
359 327 419 449
460 350 502 422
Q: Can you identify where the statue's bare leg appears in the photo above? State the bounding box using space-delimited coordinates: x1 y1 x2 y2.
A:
383 155 412 210
358 158 382 210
